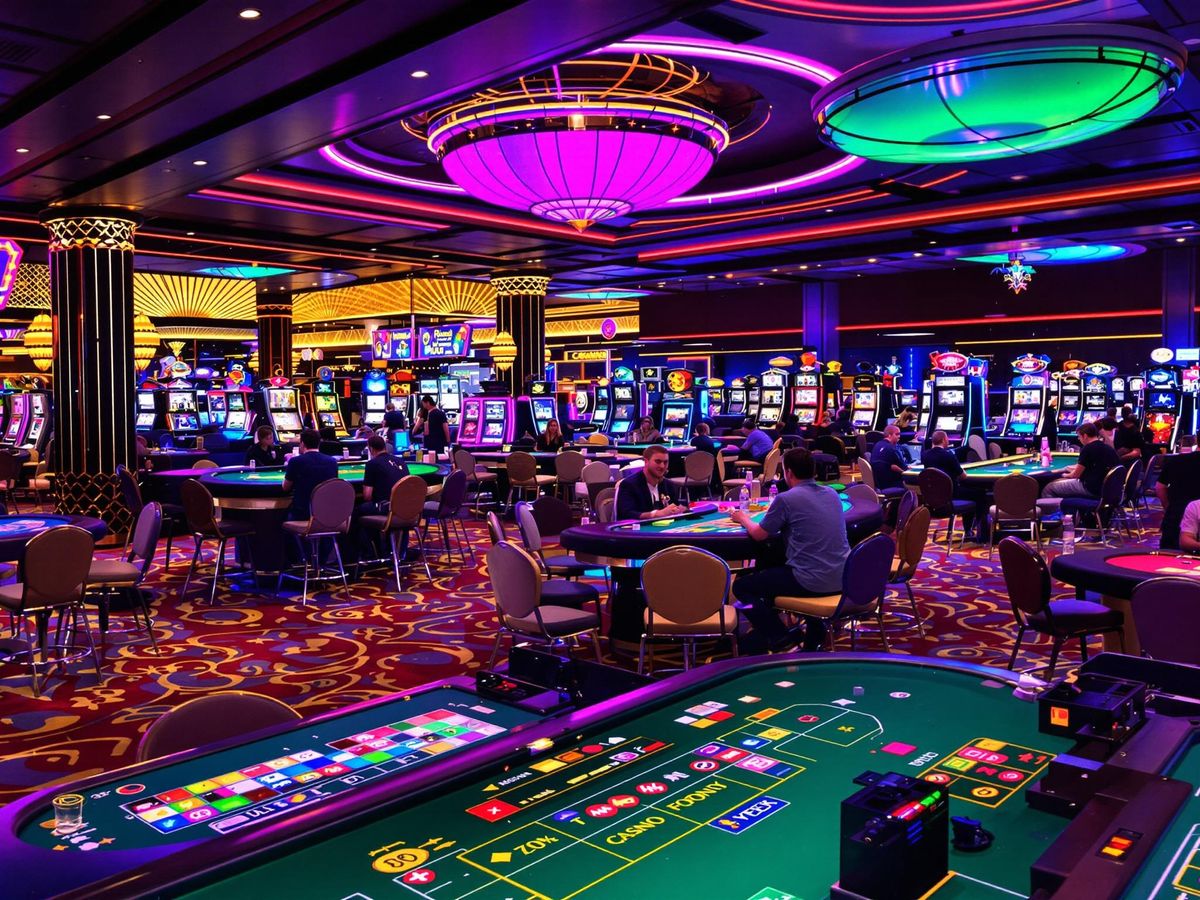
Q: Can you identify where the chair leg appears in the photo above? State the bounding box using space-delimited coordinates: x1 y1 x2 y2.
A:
209 538 226 606
163 528 175 571
590 628 602 662
137 588 160 655
876 608 891 652
638 635 648 676
389 531 404 591
905 582 925 637
1079 633 1089 663
331 537 350 603
181 536 202 598
488 628 506 668
1047 635 1065 679
414 528 433 582
1008 624 1026 670
300 538 313 605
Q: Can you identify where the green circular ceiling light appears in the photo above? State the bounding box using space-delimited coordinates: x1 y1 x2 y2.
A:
812 25 1186 163
959 243 1143 264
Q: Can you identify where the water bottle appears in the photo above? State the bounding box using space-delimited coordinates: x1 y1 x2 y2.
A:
739 471 751 512
1040 437 1051 468
767 482 778 505
1062 514 1075 555
248 459 256 469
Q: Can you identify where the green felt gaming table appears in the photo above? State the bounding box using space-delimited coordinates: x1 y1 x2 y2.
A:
199 459 448 499
903 452 1078 488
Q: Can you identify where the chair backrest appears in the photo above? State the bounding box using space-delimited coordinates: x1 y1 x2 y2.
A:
916 467 955 511
116 463 144 516
998 537 1051 622
453 448 478 478
988 442 1003 459
514 501 544 553
1122 457 1144 504
129 502 164 576
834 533 895 618
815 434 846 462
967 434 987 461
1099 465 1127 507
855 457 877 491
1141 452 1165 493
531 495 573 539
1131 576 1200 665
894 489 918 531
191 458 219 469
683 450 715 482
137 692 301 762
506 451 537 484
581 460 611 484
180 478 220 534
864 431 884 450
855 433 869 458
554 450 587 483
487 541 542 620
595 487 616 523
387 475 428 528
585 432 610 446
895 506 931 575
641 546 731 626
309 478 356 533
844 483 879 508
486 511 507 544
0 451 20 481
992 473 1039 518
435 469 468 516
759 448 781 486
20 525 94 609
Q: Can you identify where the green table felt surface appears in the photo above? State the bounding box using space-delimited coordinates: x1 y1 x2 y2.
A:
612 495 852 536
1120 735 1200 899
19 687 536 854
182 660 1073 900
207 461 441 484
906 452 1077 482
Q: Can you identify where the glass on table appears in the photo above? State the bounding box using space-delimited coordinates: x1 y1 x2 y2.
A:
52 793 84 835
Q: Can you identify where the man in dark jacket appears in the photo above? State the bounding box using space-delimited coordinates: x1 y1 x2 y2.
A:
616 445 686 521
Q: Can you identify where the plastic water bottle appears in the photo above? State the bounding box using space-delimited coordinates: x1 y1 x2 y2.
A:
1062 514 1075 555
767 482 778 506
1040 437 1052 468
739 471 752 512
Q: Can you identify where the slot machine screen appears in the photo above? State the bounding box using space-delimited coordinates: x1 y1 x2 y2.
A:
1150 391 1175 409
1009 409 1039 432
209 394 227 413
167 391 197 412
365 395 387 412
484 422 504 438
896 391 918 408
796 409 816 424
391 430 412 453
762 372 785 388
934 416 963 432
532 399 555 424
484 401 508 420
267 389 294 409
173 414 199 431
664 406 689 424
612 405 634 424
27 419 43 443
1083 394 1107 410
137 393 157 411
227 393 246 411
271 412 303 432
226 411 247 431
318 413 336 427
1058 410 1080 427
1061 393 1080 408
795 389 818 406
1012 389 1040 406
136 413 157 428
853 393 876 410
939 390 965 405
315 394 338 412
1184 368 1200 393
613 385 633 402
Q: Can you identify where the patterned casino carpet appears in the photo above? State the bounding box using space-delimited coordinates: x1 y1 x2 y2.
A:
0 504 1163 807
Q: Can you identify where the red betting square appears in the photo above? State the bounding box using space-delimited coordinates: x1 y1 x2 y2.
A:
465 799 520 823
708 711 735 722
155 788 192 803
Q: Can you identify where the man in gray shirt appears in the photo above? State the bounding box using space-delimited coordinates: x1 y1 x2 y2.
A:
731 447 850 653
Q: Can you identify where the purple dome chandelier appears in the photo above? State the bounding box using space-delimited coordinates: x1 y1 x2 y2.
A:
415 56 732 231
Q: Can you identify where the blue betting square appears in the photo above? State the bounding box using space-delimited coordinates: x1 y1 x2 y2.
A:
280 764 313 777
151 815 189 833
739 737 770 749
339 756 371 770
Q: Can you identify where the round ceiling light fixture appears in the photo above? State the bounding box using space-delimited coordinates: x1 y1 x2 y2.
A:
812 25 1185 164
416 56 731 231
959 243 1143 265
729 0 1088 24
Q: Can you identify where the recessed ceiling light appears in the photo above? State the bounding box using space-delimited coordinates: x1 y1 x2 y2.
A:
912 252 923 257
799 265 809 270
771 268 778 273
928 240 937 245
369 247 377 251
825 208 834 213
186 231 195 236
706 275 716 279
96 114 111 120
411 70 429 79
239 8 261 18
15 148 28 154
1176 237 1187 243
724 273 734 278
193 159 208 166
867 258 878 263
1009 174 1027 181
431 253 440 258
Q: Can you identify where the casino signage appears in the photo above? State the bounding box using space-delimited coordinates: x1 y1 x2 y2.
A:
418 324 472 359
1012 353 1050 374
564 349 610 362
371 329 414 361
930 351 968 373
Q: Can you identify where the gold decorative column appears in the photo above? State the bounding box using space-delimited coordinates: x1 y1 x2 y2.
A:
490 269 549 396
39 207 143 531
256 292 293 378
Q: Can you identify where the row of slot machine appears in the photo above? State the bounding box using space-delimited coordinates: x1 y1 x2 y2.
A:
0 390 51 453
360 373 464 431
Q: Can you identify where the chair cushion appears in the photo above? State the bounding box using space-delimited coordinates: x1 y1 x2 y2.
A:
505 604 597 637
544 554 591 576
161 503 186 519
472 472 499 482
360 515 390 531
0 583 23 610
881 487 907 499
540 580 600 608
644 608 737 635
29 478 51 490
423 501 442 515
217 519 256 537
281 520 311 534
775 593 857 617
88 559 140 585
929 499 972 516
1029 599 1122 632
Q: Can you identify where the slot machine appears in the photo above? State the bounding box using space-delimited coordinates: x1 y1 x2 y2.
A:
590 383 612 432
756 370 788 427
725 378 747 417
206 390 227 428
1126 375 1145 419
823 360 844 418
1143 364 1186 449
608 381 642 437
460 395 515 447
223 391 252 439
1079 363 1114 425
659 401 693 442
744 375 761 419
568 383 595 429
3 392 28 445
525 381 558 436
261 382 304 444
1054 363 1085 432
916 379 933 434
165 385 200 436
659 368 702 439
312 377 347 436
790 361 825 426
135 387 164 436
360 371 389 428
438 375 462 426
849 364 890 431
22 391 50 452
924 352 987 448
706 380 725 417
999 353 1051 441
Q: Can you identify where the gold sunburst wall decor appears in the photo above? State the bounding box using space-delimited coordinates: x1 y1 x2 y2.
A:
292 278 495 323
134 272 257 320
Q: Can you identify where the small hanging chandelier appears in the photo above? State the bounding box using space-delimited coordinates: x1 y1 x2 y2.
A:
992 254 1036 294
132 314 160 373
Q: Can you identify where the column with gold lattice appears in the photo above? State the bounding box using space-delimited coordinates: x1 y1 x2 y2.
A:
490 269 549 397
257 292 293 379
39 207 143 533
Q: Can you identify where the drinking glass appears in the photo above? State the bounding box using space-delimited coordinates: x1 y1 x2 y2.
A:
52 794 84 836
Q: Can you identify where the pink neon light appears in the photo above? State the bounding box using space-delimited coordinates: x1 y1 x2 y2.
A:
197 188 447 232
731 0 1082 22
319 144 465 194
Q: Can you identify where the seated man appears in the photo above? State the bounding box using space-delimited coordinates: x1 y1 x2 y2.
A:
244 425 282 467
629 416 664 444
361 434 409 512
1156 450 1200 550
1041 422 1121 501
615 445 687 521
731 448 850 653
281 428 339 520
869 425 906 491
690 422 717 455
1096 416 1118 448
922 430 980 537
739 421 774 463
1113 415 1144 462
1180 497 1200 552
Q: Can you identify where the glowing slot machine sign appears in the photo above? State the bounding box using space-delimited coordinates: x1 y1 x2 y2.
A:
926 351 987 448
371 329 414 361
418 324 472 359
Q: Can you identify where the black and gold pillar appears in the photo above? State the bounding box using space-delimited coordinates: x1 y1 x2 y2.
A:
256 291 293 378
490 269 549 396
39 206 143 529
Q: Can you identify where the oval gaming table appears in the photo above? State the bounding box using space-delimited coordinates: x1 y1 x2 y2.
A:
0 513 108 561
1050 548 1200 656
143 449 211 472
198 460 449 574
8 654 1199 900
903 451 1078 488
561 493 882 648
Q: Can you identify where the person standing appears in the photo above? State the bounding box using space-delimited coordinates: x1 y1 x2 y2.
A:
383 399 407 433
415 394 450 456
1114 415 1145 462
731 448 850 653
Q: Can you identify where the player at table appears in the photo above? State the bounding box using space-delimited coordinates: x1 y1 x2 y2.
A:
615 445 686 521
535 419 566 452
628 416 664 444
1114 414 1145 462
1157 451 1200 549
1177 498 1200 552
244 425 284 467
731 447 850 653
690 422 717 455
1041 421 1120 503
869 425 906 490
282 429 339 520
922 430 981 538
738 420 774 463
